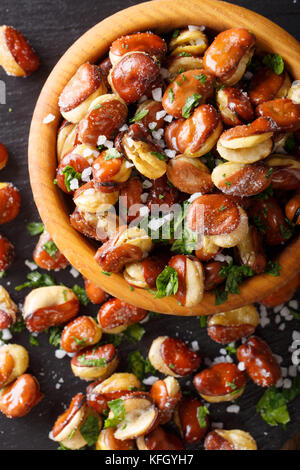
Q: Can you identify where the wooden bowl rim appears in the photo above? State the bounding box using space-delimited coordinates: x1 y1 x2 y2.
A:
28 0 300 316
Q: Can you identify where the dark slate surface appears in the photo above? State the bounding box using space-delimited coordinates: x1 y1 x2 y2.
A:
0 0 300 451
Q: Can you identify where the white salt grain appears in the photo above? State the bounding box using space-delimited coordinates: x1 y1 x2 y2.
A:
226 405 240 414
143 376 159 386
152 87 162 102
55 350 66 359
43 113 55 124
70 267 80 278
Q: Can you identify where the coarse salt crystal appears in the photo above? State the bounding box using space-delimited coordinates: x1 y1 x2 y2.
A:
260 317 270 328
278 323 286 331
164 114 173 123
226 405 240 414
152 129 164 140
292 349 300 365
156 110 167 120
97 135 106 145
164 149 176 159
152 87 162 102
119 124 129 132
289 300 298 309
275 314 281 324
280 306 290 317
1 329 12 341
105 140 114 148
70 267 80 278
142 180 153 189
148 122 157 130
140 193 148 203
191 340 199 351
220 348 227 356
55 350 66 359
273 304 284 313
55 383 62 389
81 167 92 182
188 24 205 31
148 218 165 231
283 378 292 389
69 178 79 190
211 422 223 429
43 113 55 124
292 331 300 341
214 253 233 264
25 260 38 271
238 362 246 371
143 376 159 386
289 365 297 377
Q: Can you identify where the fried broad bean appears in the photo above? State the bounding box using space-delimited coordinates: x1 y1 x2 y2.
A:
71 343 118 381
0 344 29 388
168 254 204 307
0 183 21 224
248 196 291 246
260 273 300 307
96 428 135 450
207 305 259 344
133 99 166 130
195 236 221 262
164 118 184 152
235 226 266 274
203 28 255 85
0 374 43 418
205 429 257 450
61 316 102 353
124 255 168 289
237 336 282 387
0 25 39 76
211 162 272 197
55 151 92 195
108 392 159 441
146 175 179 212
92 150 132 186
150 376 181 424
121 124 167 179
73 181 119 213
167 155 213 194
285 191 300 225
248 68 290 106
169 28 208 57
203 260 226 291
109 32 167 66
288 80 300 104
59 63 107 123
166 55 203 82
0 234 14 275
137 426 184 450
176 104 222 157
70 208 119 243
148 336 201 377
56 120 77 162
193 362 246 402
33 230 69 271
174 396 209 444
162 70 214 118
109 52 160 104
119 177 144 224
23 286 79 333
84 278 107 304
217 87 254 127
97 297 147 334
264 155 300 190
256 98 300 132
78 94 128 146
95 226 152 273
217 117 274 163
0 143 8 170
0 286 17 329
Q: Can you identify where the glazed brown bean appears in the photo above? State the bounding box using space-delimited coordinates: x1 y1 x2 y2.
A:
0 183 21 224
205 429 257 450
146 175 179 213
0 348 14 388
71 343 118 381
248 67 288 106
96 428 135 450
285 191 300 225
248 197 292 245
161 337 201 376
265 155 300 191
166 55 204 82
174 397 209 443
98 297 147 333
55 152 91 194
256 98 300 132
59 64 104 113
52 393 86 439
203 28 255 85
134 100 166 130
186 194 240 236
211 162 272 197
92 151 130 185
150 377 181 424
110 32 167 64
261 273 300 307
0 25 39 76
0 234 14 274
218 116 275 146
176 104 222 157
0 287 17 329
168 254 204 307
207 305 259 344
98 57 112 87
0 374 43 418
84 278 107 304
237 336 282 387
33 230 68 271
94 226 151 273
61 316 102 353
86 388 130 415
0 143 8 170
23 286 80 333
137 426 185 450
193 363 246 402
78 96 128 145
162 69 214 118
110 52 160 103
167 156 213 194
204 430 234 450
203 261 226 291
217 87 254 126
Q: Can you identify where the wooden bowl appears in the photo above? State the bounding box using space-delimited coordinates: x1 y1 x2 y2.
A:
28 0 300 316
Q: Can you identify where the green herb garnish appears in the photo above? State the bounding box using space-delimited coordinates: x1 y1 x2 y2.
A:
29 335 39 346
264 261 281 277
263 53 284 75
129 108 149 123
15 271 55 291
150 151 167 161
123 323 145 343
43 240 58 258
155 266 179 299
77 356 107 368
168 88 174 103
104 148 122 160
26 222 44 236
197 406 209 428
80 415 100 446
104 398 126 429
62 165 82 192
72 284 90 306
182 93 202 118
